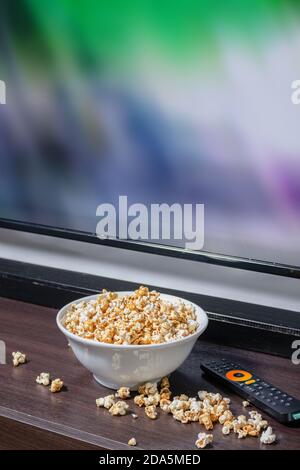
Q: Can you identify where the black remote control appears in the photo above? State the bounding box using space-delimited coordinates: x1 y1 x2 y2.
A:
201 359 300 424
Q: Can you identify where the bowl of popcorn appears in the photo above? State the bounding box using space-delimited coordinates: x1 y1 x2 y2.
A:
57 286 208 390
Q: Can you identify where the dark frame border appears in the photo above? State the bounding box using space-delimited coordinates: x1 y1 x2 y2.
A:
0 258 299 358
1 218 300 279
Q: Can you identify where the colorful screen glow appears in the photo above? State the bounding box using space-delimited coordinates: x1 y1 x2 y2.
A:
0 1 300 265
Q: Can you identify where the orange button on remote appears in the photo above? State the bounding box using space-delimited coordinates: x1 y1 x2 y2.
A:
226 370 253 382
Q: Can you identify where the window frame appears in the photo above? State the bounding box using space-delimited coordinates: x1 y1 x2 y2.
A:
0 218 299 279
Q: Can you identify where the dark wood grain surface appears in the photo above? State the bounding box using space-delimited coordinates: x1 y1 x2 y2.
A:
0 297 299 450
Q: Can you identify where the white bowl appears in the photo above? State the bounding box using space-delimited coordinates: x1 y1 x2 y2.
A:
56 292 208 390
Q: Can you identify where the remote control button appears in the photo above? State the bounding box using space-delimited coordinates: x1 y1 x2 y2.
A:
285 403 291 407
226 370 253 382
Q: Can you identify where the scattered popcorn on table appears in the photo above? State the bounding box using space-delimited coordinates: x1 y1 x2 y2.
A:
63 286 199 345
145 405 158 419
116 386 131 399
50 378 64 393
128 437 137 446
195 432 213 449
131 413 138 419
36 372 50 386
109 401 129 416
96 395 115 409
93 374 276 448
242 400 250 408
12 351 26 367
260 426 276 445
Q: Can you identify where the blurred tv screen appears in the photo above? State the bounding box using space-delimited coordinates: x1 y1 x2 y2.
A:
0 0 300 266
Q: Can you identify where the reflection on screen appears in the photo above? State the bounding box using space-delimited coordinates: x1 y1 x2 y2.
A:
0 0 300 265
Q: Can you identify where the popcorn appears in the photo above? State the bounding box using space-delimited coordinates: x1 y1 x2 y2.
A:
222 425 231 435
12 351 26 367
242 400 250 408
173 409 190 424
138 382 158 396
109 401 129 416
248 410 268 432
50 378 64 393
160 376 170 389
128 437 137 446
160 387 172 401
134 394 146 407
190 400 202 413
160 398 171 413
195 432 213 449
178 394 189 401
214 402 228 417
116 387 131 399
223 420 234 430
169 399 188 413
237 415 247 425
219 410 233 425
93 378 277 448
243 424 259 437
260 426 276 445
199 412 213 430
198 390 209 401
209 393 223 405
96 395 115 409
237 428 248 439
145 405 158 419
63 286 199 345
36 372 50 386
144 393 160 406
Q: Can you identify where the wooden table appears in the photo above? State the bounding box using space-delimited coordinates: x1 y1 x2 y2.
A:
0 297 299 450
